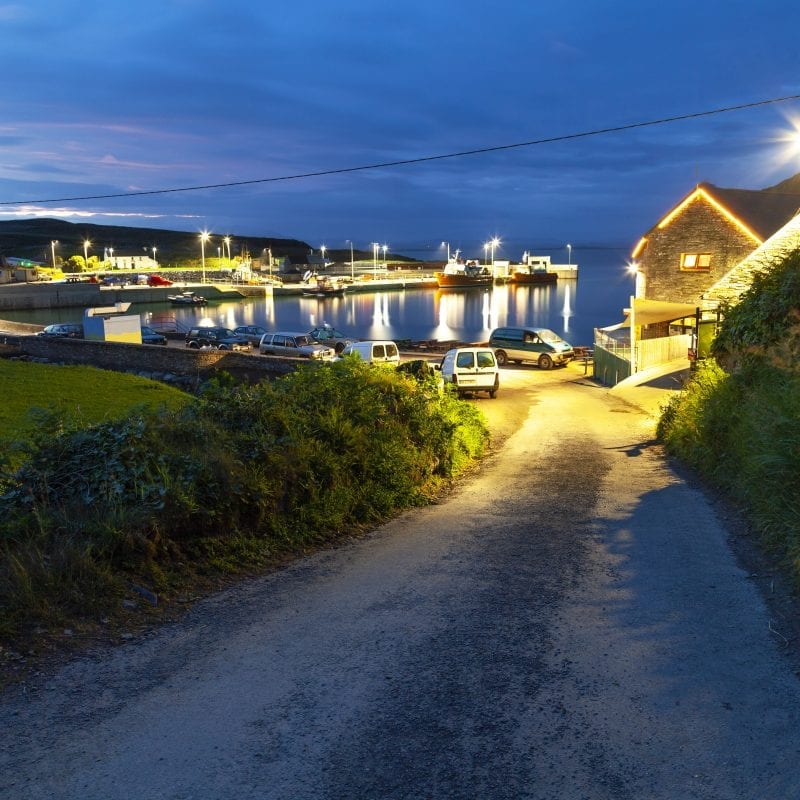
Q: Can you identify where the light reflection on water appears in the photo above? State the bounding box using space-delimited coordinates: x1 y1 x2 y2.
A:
6 248 634 347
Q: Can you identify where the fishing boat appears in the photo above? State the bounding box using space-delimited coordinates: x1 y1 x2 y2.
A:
508 266 557 285
301 276 347 297
434 252 493 289
168 291 207 306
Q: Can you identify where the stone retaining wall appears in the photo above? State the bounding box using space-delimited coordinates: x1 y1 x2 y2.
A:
3 335 299 385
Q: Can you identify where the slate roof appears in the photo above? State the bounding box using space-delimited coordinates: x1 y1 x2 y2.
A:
698 173 800 241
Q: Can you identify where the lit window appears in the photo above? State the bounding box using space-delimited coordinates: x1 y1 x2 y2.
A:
681 253 712 271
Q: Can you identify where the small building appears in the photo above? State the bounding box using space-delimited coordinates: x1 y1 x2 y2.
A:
630 173 800 306
83 302 141 343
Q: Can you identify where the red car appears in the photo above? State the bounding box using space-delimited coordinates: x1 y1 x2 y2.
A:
147 274 173 286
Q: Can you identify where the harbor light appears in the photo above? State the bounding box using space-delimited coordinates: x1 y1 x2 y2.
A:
83 239 91 270
200 231 210 283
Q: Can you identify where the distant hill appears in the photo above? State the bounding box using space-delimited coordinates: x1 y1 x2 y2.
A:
0 218 314 265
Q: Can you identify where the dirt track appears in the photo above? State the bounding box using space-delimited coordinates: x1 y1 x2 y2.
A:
3 363 800 799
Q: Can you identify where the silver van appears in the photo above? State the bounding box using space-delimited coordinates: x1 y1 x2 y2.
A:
489 327 574 369
440 347 499 398
340 340 400 365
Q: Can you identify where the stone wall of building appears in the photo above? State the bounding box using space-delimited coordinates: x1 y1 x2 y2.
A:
640 198 757 304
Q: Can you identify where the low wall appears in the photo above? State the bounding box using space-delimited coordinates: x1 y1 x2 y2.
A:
4 335 300 386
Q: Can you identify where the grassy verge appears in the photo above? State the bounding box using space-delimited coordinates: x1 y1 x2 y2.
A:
657 359 800 579
0 359 489 652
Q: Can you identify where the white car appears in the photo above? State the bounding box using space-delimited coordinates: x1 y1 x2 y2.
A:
440 347 500 398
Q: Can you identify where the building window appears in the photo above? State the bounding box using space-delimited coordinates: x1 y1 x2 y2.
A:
680 253 712 271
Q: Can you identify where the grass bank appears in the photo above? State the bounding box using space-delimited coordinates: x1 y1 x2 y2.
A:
0 359 488 652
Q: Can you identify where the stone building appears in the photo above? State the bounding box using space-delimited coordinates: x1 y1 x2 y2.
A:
631 173 800 306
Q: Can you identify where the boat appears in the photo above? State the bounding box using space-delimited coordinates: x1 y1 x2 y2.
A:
434 252 493 289
301 276 347 297
168 291 207 306
509 267 557 285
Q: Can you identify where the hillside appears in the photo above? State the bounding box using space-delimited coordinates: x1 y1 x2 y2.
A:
0 218 313 266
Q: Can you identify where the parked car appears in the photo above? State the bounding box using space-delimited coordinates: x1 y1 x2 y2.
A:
185 327 250 351
339 340 400 365
440 347 499 398
140 325 168 345
489 326 575 369
147 274 173 287
130 274 150 285
38 323 84 338
259 332 335 360
100 275 128 287
308 324 357 354
233 325 269 345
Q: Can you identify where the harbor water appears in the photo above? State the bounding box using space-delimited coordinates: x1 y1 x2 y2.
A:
4 246 635 349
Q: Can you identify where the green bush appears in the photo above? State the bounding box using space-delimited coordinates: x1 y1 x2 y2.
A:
0 361 489 640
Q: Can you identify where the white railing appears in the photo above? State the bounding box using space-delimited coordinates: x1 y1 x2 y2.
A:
636 334 692 370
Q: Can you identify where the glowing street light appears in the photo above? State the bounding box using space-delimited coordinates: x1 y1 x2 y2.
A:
567 243 572 265
627 260 641 297
381 244 387 269
372 242 379 279
346 240 354 281
50 240 58 269
200 231 210 283
490 237 500 267
83 239 91 271
152 246 157 265
441 241 451 261
320 245 327 267
224 236 231 262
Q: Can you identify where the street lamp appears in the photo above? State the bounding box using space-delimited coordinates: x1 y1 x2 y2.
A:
346 240 354 281
152 246 157 265
320 245 327 269
627 261 641 297
381 244 387 270
224 236 231 262
490 237 500 268
200 231 210 283
372 242 378 279
441 241 450 261
83 239 91 271
108 247 114 268
567 243 572 265
50 240 58 269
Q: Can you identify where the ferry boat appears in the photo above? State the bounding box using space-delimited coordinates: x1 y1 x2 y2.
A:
434 252 493 289
508 266 557 285
301 275 347 297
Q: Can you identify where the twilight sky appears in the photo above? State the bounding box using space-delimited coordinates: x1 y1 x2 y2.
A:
3 0 800 260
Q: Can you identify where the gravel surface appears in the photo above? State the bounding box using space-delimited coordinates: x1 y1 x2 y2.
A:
3 365 800 799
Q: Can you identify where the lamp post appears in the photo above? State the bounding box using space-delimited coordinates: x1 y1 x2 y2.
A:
200 231 210 284
567 243 572 265
320 245 327 270
372 242 378 279
83 239 91 271
490 237 500 268
224 236 231 262
50 240 58 269
441 241 450 262
108 247 114 268
346 240 354 281
152 246 157 266
381 244 387 270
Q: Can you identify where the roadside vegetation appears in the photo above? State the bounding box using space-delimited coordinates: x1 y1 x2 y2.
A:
0 358 488 647
657 250 800 579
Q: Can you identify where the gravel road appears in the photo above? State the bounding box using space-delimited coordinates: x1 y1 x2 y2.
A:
3 364 800 799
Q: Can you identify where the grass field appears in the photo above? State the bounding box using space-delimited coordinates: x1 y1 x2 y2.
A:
0 360 191 445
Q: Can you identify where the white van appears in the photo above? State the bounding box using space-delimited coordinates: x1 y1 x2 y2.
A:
340 340 400 365
440 347 500 398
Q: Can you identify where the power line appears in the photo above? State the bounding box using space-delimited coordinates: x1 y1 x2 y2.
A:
2 93 799 207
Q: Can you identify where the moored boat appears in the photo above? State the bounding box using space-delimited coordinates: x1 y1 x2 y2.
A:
509 268 557 285
434 253 492 289
168 291 207 306
301 276 347 297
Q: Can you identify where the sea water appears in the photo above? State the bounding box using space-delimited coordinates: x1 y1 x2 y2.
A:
5 246 636 349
